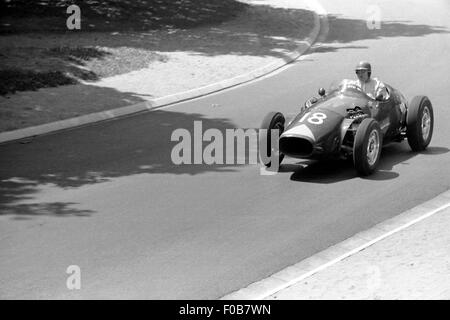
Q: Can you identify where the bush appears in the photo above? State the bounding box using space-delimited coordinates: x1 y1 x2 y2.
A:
0 69 77 95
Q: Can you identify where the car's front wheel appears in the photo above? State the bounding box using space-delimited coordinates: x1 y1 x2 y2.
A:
353 118 382 176
259 112 285 168
406 95 434 151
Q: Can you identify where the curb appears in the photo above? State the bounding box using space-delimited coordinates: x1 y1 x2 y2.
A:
220 189 450 300
0 6 327 145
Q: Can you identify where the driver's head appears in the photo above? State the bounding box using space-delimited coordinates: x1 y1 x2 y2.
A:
355 61 371 82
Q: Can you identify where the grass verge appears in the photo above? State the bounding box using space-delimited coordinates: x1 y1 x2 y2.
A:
0 0 316 133
0 0 249 95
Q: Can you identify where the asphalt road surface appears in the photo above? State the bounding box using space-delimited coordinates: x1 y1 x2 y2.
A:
1 0 449 299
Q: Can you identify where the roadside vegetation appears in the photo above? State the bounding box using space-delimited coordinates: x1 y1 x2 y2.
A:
0 0 249 95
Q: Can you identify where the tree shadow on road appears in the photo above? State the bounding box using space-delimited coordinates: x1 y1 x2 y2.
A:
326 15 448 43
0 107 260 218
310 14 448 54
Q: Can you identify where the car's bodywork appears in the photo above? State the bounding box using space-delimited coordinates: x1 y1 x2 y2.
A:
278 79 407 160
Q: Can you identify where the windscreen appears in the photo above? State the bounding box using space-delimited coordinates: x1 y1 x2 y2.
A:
328 79 373 99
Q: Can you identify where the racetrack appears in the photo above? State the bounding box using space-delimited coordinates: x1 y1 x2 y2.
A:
1 0 449 299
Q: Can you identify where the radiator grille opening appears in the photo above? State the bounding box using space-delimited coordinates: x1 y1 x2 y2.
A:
279 136 313 158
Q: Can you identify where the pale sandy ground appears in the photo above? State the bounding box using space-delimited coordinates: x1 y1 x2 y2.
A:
88 0 316 97
268 206 450 300
0 0 315 131
90 52 277 98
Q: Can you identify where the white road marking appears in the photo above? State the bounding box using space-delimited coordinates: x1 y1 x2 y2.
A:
256 201 450 300
222 190 450 300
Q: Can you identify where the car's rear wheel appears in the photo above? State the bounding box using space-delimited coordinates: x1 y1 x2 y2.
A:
353 118 382 176
406 95 434 151
259 112 285 168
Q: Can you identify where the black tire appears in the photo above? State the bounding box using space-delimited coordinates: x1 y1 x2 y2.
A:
353 118 382 176
406 95 434 151
259 112 285 168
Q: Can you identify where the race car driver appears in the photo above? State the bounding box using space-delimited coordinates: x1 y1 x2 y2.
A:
352 61 388 100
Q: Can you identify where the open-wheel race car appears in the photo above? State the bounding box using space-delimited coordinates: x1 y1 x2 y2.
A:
259 79 434 176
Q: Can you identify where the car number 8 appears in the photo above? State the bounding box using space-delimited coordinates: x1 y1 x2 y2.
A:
300 112 327 125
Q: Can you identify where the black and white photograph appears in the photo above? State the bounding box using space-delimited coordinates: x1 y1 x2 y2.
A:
0 0 449 305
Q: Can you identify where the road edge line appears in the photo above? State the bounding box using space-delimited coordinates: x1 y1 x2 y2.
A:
220 189 450 300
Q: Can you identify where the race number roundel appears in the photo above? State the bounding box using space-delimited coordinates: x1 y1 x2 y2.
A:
307 112 327 124
299 112 327 125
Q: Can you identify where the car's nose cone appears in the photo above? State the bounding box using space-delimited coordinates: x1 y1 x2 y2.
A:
279 135 313 158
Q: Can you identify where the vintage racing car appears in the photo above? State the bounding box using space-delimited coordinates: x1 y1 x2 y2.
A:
259 79 434 175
